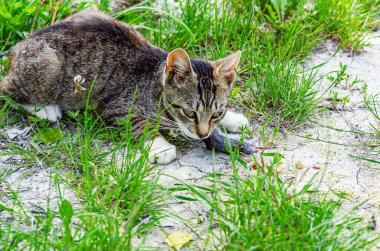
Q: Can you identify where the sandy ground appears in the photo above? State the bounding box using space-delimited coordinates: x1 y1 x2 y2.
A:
1 32 379 249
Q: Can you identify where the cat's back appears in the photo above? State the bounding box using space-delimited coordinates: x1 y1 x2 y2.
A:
29 10 150 50
2 10 165 110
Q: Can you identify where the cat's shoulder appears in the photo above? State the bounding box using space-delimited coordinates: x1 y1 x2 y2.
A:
64 10 111 22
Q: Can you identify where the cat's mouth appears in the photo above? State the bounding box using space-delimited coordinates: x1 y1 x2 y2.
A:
179 124 213 140
177 123 201 140
175 120 213 140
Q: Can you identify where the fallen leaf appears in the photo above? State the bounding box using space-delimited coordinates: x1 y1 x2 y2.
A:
294 161 304 169
166 231 191 250
33 128 63 144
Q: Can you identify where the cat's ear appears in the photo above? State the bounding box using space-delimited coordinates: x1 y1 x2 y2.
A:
212 51 241 86
166 48 192 75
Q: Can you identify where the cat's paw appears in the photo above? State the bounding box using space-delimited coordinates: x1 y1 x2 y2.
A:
220 111 249 133
21 104 62 122
146 136 176 164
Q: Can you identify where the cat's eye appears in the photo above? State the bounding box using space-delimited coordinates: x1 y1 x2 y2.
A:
183 109 197 119
211 111 223 120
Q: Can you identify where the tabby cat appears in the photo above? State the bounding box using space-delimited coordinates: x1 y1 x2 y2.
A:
1 10 254 164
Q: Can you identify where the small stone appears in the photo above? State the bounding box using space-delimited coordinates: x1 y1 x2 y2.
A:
6 127 32 140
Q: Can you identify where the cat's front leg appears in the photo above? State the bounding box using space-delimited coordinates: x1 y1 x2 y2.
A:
203 128 255 154
220 110 249 133
20 104 62 122
145 135 176 164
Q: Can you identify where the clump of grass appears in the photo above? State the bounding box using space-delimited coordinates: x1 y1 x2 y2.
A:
314 0 380 51
0 0 89 51
2 130 167 250
242 57 321 127
178 152 378 250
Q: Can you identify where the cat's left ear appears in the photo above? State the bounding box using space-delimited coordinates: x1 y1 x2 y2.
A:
212 51 241 87
166 48 192 75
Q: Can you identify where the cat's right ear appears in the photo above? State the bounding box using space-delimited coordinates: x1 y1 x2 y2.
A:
165 48 192 77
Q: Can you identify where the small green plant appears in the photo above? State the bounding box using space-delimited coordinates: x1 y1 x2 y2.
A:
243 57 321 128
329 90 339 103
257 119 280 147
327 63 365 90
327 63 348 86
364 94 380 137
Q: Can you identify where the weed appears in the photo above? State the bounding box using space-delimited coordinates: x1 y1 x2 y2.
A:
243 57 322 127
364 94 380 137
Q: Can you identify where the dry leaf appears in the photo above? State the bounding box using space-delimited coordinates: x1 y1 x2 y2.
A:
294 161 304 169
166 231 191 250
312 165 321 170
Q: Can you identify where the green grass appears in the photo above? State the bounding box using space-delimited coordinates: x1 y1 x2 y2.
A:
349 93 380 166
314 0 380 51
242 57 322 127
365 94 380 138
0 0 91 52
1 90 169 250
175 152 378 250
1 0 380 250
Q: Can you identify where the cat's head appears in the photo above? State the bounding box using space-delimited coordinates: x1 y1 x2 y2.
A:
163 48 241 139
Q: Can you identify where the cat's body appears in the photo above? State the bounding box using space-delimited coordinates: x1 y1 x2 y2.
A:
2 11 167 125
1 11 254 163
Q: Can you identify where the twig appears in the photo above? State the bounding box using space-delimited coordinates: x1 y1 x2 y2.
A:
0 144 10 150
51 0 62 24
30 0 43 33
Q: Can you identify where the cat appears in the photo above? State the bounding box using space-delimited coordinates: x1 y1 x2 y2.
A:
1 10 254 164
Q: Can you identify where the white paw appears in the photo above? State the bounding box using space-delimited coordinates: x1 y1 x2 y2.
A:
21 104 62 122
146 136 176 164
220 110 250 133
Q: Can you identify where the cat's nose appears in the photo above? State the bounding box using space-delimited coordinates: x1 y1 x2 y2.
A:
198 132 209 139
197 124 209 139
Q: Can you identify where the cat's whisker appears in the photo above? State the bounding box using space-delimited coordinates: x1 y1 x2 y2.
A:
158 116 181 129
